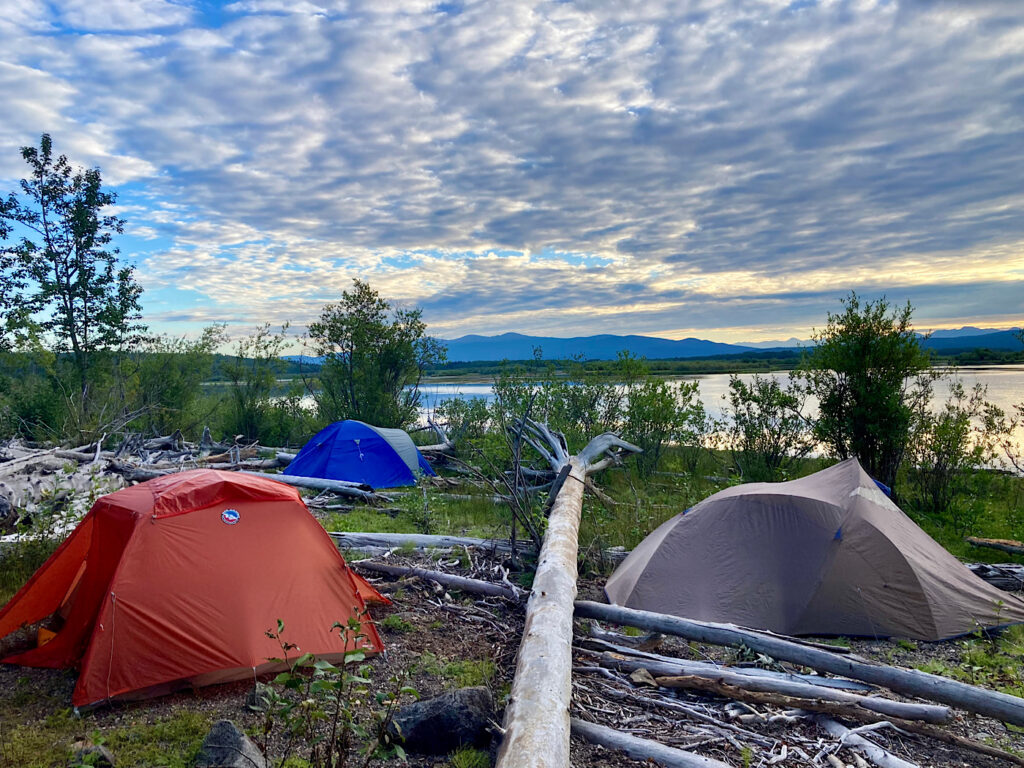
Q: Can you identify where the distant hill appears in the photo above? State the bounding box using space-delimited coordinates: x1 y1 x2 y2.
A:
738 337 805 349
439 332 756 362
920 329 1023 353
926 326 1007 339
281 328 1022 366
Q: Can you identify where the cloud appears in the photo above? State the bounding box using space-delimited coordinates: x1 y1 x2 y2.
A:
0 0 1022 341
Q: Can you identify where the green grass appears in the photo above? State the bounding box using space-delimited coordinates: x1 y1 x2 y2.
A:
414 652 496 689
379 614 415 633
0 538 60 605
915 626 1024 697
0 708 211 768
448 746 490 768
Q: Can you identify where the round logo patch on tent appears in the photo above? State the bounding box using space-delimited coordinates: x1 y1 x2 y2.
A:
221 509 240 525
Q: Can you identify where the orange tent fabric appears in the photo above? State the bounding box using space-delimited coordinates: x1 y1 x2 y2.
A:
0 470 385 707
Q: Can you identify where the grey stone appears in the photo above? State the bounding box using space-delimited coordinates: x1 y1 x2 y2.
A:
244 683 272 712
194 720 266 768
70 741 115 767
387 687 494 755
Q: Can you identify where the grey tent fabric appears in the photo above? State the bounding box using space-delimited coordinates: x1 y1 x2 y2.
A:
605 458 1024 641
366 424 421 474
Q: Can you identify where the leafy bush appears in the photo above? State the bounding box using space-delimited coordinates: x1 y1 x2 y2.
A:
798 292 933 491
906 380 1008 533
260 617 418 767
723 373 812 481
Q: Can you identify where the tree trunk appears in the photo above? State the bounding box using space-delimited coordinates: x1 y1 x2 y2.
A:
497 457 587 768
496 429 641 768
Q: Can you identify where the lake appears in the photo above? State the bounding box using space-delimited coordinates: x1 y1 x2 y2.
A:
416 366 1024 439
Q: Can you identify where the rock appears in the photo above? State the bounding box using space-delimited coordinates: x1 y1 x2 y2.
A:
244 683 272 712
70 741 115 767
194 720 267 768
387 687 494 755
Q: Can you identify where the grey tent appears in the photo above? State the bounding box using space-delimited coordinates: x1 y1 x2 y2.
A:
605 458 1024 641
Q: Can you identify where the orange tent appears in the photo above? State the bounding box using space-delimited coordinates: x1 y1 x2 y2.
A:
0 470 385 707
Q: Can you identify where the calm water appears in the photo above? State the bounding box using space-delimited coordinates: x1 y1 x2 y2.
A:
417 366 1024 429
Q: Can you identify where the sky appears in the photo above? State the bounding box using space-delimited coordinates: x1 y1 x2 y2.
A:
1 0 1023 345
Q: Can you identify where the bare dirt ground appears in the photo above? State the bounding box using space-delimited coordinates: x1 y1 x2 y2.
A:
2 553 1023 767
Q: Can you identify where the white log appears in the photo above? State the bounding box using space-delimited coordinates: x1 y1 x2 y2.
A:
816 716 919 768
328 531 532 555
497 457 587 768
583 638 873 692
570 718 731 768
497 430 641 768
351 561 523 600
575 601 1024 726
236 471 381 502
597 654 950 723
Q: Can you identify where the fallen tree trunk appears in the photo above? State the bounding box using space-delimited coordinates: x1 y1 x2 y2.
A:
496 428 641 768
105 460 175 483
816 716 919 768
581 638 873 691
661 676 1024 767
569 718 731 768
328 532 533 556
575 601 1024 726
350 561 523 601
967 536 1024 556
598 654 949 723
236 471 382 502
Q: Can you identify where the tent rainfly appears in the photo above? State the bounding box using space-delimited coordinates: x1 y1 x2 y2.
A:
0 470 386 707
605 458 1024 641
284 420 435 489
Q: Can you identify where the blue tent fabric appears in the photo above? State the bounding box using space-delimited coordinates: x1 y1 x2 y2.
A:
284 420 435 488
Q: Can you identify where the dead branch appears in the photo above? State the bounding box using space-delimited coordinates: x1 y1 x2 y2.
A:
597 653 949 723
570 718 732 768
815 716 919 768
661 676 1024 767
350 560 524 601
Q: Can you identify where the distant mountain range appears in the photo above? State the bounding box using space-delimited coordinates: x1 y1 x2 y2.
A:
283 327 1022 364
439 332 755 362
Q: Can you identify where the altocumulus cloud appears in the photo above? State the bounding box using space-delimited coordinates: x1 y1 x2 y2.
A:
0 0 1022 341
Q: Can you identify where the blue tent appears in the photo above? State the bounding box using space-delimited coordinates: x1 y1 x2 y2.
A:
284 420 436 489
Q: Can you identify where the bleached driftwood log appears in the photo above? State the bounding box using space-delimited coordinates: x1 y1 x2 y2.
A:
569 718 731 768
351 560 524 601
496 425 641 768
417 418 457 457
967 536 1024 556
237 471 382 502
328 531 533 556
581 638 873 691
816 716 919 768
575 601 1024 726
598 654 950 723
